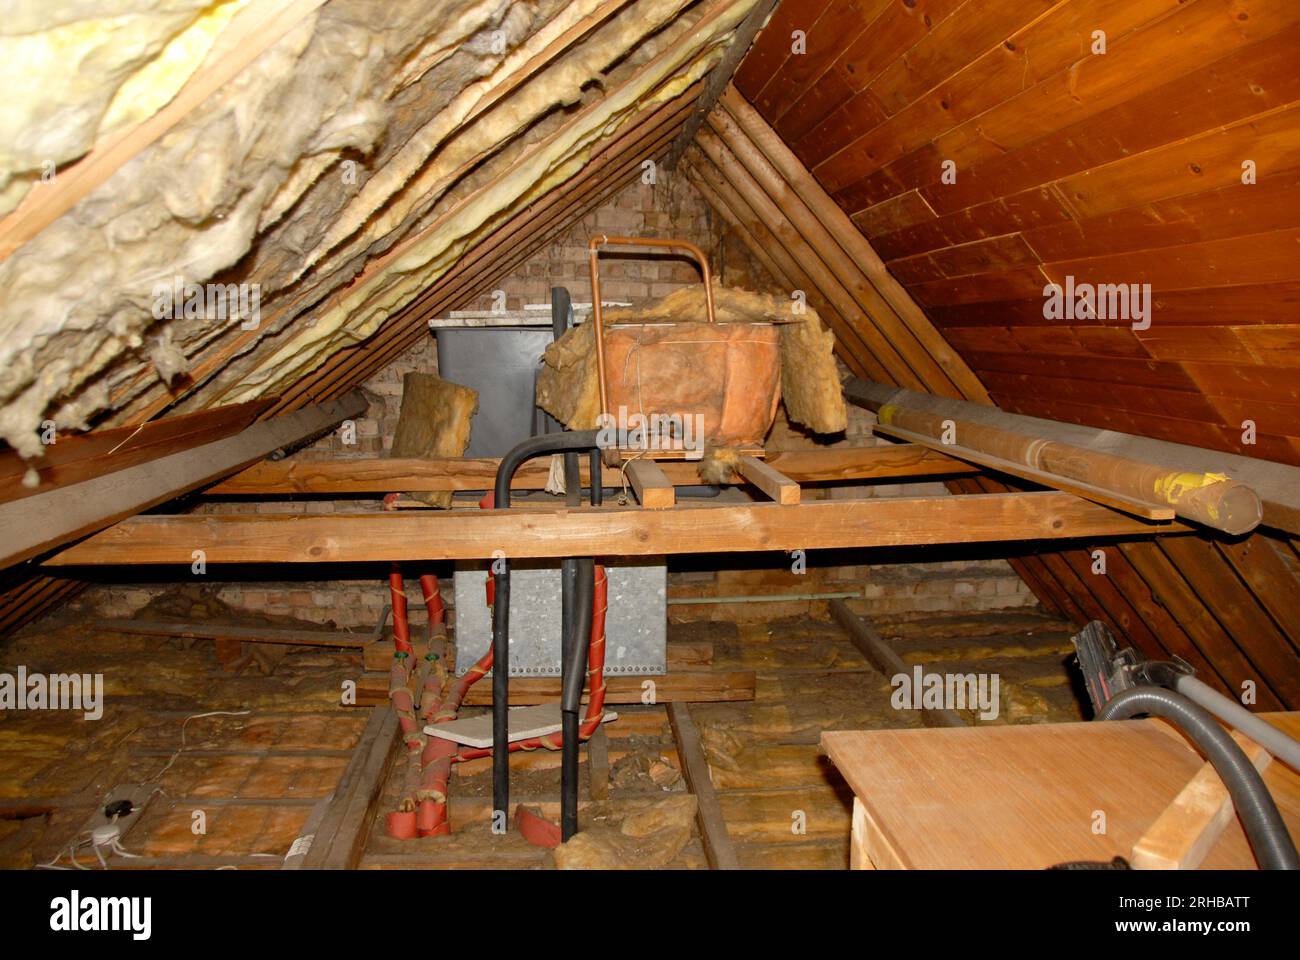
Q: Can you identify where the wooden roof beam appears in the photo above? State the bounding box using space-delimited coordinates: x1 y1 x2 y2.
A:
43 491 1183 566
0 391 365 570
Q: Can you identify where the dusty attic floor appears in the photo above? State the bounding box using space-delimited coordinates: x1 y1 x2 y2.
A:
0 591 368 869
361 604 1086 870
0 594 1086 870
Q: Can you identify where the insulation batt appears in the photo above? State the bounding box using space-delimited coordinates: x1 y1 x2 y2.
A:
0 0 760 462
536 283 848 474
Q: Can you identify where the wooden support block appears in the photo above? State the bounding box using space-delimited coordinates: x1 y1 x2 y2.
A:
668 701 740 870
850 797 874 870
1130 734 1273 870
738 456 800 504
625 459 676 509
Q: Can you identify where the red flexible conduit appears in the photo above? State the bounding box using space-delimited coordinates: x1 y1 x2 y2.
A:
384 562 609 839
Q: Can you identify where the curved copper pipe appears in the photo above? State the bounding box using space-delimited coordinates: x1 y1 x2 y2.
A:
587 234 715 425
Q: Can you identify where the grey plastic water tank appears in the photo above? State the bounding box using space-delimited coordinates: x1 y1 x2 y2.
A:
434 326 556 458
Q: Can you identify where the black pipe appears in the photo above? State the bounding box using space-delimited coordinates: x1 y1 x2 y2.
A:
588 449 603 507
491 429 601 830
1098 686 1299 870
560 451 582 840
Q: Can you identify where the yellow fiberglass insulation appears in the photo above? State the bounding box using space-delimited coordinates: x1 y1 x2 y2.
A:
0 0 761 462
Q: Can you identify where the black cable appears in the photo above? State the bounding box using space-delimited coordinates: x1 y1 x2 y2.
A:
1099 686 1299 870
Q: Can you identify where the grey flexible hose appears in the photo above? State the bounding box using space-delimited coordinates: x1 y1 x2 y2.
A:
1174 675 1300 772
1099 686 1299 870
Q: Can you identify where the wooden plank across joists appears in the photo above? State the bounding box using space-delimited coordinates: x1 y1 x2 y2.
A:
0 391 366 570
204 444 978 495
45 491 1183 566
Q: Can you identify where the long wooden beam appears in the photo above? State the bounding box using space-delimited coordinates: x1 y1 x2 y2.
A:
847 379 1265 535
204 444 978 495
0 392 365 570
45 492 1183 566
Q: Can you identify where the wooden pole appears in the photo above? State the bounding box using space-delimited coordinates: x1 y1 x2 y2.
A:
846 378 1264 535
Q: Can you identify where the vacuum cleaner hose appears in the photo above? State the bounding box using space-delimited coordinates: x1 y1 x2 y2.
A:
1172 674 1300 772
1098 686 1299 870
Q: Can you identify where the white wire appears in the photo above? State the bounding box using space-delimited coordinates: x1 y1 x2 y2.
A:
147 709 252 784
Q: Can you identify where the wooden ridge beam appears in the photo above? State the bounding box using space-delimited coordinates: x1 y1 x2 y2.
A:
45 492 1183 566
205 445 978 495
1 392 365 570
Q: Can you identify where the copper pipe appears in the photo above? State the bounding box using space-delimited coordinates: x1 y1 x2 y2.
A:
587 234 715 425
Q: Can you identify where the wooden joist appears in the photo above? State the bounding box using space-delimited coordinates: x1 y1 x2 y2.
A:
830 600 965 728
298 706 401 870
0 392 366 570
98 618 380 649
667 701 741 870
625 458 676 509
356 669 756 707
44 492 1182 566
737 456 799 504
204 444 979 495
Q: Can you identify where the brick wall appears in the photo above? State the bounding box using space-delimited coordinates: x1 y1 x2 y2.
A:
71 175 1035 632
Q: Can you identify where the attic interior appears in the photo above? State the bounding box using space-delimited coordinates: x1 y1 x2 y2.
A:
1 0 1298 878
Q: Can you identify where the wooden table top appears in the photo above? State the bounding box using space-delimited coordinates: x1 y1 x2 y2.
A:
822 713 1300 869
